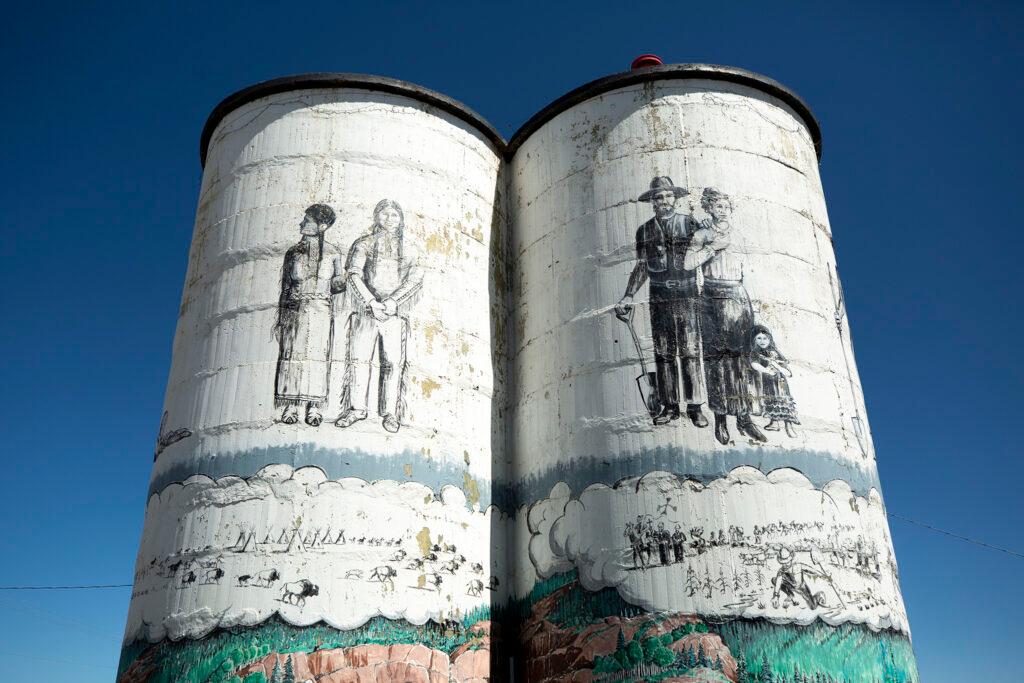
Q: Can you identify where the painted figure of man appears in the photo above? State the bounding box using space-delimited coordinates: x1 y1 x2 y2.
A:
274 203 343 426
684 188 767 444
335 199 423 433
615 177 709 427
771 547 827 609
672 524 686 563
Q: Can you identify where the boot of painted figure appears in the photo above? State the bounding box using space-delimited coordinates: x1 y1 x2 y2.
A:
686 404 709 428
305 405 322 427
653 403 680 426
382 414 401 433
737 416 768 442
714 414 730 444
281 405 299 424
334 408 368 428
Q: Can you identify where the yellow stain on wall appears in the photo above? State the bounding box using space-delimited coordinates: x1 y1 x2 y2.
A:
420 377 441 399
425 231 454 256
416 527 432 557
463 473 481 507
423 321 443 353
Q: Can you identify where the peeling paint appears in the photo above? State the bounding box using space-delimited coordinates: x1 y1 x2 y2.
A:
415 527 432 557
462 473 480 507
419 377 441 399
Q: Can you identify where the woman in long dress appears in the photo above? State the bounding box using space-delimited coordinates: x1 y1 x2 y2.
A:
273 203 342 426
684 188 767 445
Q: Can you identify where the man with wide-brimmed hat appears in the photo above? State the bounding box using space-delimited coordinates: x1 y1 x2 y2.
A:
615 176 708 427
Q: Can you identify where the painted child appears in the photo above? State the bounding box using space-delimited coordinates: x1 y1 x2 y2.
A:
748 324 799 437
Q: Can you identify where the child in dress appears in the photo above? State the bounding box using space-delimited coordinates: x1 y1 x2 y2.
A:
748 324 799 437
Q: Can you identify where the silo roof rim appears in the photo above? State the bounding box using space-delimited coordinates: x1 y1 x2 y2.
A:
507 63 823 160
199 72 507 167
198 65 822 167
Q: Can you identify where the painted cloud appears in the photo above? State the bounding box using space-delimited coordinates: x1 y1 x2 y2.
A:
125 465 509 642
525 467 910 634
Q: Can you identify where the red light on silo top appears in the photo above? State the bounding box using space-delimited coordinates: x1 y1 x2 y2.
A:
631 54 664 69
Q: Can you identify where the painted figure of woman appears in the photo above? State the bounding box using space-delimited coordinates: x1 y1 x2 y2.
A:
335 199 423 433
684 188 767 445
748 324 800 437
274 203 342 426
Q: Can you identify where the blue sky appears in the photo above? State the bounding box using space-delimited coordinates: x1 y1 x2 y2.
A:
1 1 1021 681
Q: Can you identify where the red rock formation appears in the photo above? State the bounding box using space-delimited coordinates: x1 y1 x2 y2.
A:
519 581 738 683
237 643 451 683
232 622 496 683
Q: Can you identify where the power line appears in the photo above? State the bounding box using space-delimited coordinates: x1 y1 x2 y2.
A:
0 583 132 591
886 512 1024 560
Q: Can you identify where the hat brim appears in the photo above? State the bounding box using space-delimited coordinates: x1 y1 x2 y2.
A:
638 187 688 202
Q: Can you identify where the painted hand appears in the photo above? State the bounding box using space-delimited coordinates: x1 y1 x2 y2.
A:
369 300 389 322
710 235 730 251
614 296 634 319
383 298 397 316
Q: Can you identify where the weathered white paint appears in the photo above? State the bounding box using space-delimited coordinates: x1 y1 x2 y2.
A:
510 82 871 472
509 79 908 633
158 88 505 484
126 87 506 643
522 468 907 633
126 466 507 641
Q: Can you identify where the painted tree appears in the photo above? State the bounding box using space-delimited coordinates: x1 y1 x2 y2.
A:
270 659 282 683
696 642 708 668
283 656 296 683
736 655 750 683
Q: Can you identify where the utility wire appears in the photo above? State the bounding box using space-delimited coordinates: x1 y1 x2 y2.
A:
0 513 1019 591
886 512 1024 560
0 583 132 591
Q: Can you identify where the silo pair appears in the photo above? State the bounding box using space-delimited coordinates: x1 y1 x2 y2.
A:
118 66 917 683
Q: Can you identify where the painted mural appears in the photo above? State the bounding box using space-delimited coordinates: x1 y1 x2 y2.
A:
520 467 907 634
615 180 802 444
120 75 918 683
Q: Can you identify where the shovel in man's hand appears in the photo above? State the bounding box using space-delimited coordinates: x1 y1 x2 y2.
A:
614 304 662 419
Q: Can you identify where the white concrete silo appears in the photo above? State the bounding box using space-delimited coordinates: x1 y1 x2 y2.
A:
118 74 510 683
508 64 918 682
